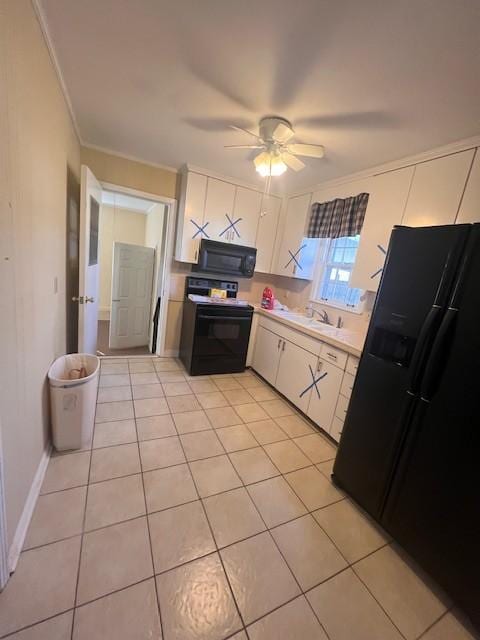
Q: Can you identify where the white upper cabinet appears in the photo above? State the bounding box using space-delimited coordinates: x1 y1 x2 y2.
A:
274 192 317 280
401 150 475 227
231 186 262 247
350 167 414 291
176 169 280 271
456 149 480 224
255 194 282 273
175 171 207 263
203 177 236 242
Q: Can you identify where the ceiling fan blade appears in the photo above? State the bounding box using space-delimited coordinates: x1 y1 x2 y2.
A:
230 125 262 142
273 121 294 143
224 144 264 149
282 153 306 172
286 143 325 158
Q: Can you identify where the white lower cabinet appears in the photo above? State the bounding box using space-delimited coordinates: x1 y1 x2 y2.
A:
306 360 343 433
252 326 282 386
252 317 359 441
275 340 318 414
330 417 344 442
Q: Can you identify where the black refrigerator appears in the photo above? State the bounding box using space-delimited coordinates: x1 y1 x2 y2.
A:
333 223 480 629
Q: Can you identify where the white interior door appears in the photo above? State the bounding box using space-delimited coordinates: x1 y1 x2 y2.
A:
78 165 102 354
109 242 155 349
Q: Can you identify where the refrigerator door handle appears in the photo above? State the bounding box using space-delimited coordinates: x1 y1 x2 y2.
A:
408 304 443 393
420 307 457 401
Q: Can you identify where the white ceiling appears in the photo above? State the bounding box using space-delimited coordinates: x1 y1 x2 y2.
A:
39 0 480 191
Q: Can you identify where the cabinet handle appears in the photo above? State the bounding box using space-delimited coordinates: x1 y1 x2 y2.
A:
326 352 337 360
316 360 323 373
194 249 198 261
277 339 282 350
293 264 297 275
282 340 286 351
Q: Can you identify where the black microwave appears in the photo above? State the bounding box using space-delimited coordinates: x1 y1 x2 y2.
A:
193 239 257 278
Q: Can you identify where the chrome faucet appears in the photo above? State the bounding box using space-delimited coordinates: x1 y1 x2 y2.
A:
312 308 331 325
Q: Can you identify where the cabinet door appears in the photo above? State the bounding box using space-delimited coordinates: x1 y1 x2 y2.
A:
231 186 262 247
457 149 480 223
176 172 207 263
350 167 414 291
307 359 343 433
275 340 319 413
252 326 282 385
402 150 474 227
203 178 236 241
275 193 317 279
255 194 281 273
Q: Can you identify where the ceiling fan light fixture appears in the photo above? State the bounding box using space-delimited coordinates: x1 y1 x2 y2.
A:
254 151 287 177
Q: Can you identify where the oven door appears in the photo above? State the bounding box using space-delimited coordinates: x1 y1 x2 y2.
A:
192 306 253 374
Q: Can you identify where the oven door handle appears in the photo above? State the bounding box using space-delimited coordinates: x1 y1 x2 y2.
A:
197 314 251 321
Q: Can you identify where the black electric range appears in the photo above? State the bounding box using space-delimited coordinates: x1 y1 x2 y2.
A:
179 277 254 375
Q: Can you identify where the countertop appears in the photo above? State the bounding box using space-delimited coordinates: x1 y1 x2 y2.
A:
253 306 366 358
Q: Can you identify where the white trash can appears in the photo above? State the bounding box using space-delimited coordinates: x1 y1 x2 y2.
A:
48 353 100 451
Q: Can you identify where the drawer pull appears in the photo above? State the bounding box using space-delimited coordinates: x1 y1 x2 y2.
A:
277 339 282 350
326 352 337 360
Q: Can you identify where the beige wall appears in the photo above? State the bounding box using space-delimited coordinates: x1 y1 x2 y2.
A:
98 206 147 315
81 147 178 200
0 1 80 549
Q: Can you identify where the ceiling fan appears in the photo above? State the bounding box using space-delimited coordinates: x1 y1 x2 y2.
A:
225 116 325 177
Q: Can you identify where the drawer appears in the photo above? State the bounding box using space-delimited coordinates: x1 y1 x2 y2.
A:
340 372 355 400
259 316 322 356
335 393 350 421
320 343 348 370
329 416 344 443
346 355 359 376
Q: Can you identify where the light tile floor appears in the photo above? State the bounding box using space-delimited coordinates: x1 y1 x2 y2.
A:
0 357 477 640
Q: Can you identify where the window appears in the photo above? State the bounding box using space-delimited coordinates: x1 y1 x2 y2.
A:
314 235 363 310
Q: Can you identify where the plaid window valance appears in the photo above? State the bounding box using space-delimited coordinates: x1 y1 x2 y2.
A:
307 192 369 238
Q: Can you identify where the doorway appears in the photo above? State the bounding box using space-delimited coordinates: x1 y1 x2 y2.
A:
96 189 164 356
70 166 176 357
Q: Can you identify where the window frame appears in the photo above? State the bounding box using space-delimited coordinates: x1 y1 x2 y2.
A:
310 236 365 314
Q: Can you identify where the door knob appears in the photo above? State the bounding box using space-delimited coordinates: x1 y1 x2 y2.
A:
85 296 95 303
71 296 84 304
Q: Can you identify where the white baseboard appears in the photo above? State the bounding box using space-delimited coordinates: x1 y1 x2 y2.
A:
161 349 179 358
8 445 51 573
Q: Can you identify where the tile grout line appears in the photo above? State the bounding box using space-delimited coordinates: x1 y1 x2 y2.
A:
69 363 99 640
172 412 250 638
128 366 166 640
13 360 451 639
214 427 334 639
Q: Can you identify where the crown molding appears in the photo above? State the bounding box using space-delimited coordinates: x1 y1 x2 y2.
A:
31 0 83 144
288 133 480 197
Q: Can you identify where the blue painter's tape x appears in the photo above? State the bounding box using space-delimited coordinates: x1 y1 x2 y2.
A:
285 244 306 270
220 214 242 238
299 365 328 399
191 219 210 239
370 244 387 279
